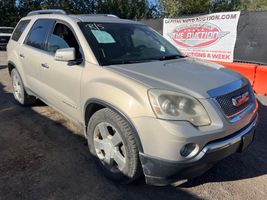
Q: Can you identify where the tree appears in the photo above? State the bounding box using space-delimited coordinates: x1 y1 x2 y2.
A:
158 0 267 17
3 0 267 27
17 0 42 19
0 0 157 26
0 0 19 26
95 0 155 19
212 0 246 12
158 0 211 16
181 0 211 15
40 0 95 14
245 0 267 11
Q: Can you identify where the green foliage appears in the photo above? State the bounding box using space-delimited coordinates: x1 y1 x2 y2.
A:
158 0 215 16
2 0 267 26
211 0 248 12
95 0 155 19
0 0 19 26
0 0 155 26
181 0 211 15
158 0 267 17
40 0 95 14
244 0 267 11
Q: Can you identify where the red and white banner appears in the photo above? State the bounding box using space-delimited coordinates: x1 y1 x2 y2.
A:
163 11 240 62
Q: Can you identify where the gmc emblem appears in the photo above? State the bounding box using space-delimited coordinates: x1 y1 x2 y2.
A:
232 91 250 107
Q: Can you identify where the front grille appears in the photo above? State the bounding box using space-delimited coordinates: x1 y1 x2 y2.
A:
0 36 10 44
215 84 252 117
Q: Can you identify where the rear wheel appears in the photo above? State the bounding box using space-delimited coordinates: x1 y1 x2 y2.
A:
11 68 36 106
87 108 142 183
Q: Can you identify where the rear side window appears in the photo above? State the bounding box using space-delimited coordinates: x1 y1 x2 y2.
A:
25 19 54 50
12 20 30 41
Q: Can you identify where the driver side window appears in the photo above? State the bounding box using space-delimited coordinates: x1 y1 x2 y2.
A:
47 23 82 58
131 29 165 52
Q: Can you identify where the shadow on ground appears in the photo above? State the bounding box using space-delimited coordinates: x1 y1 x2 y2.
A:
0 71 198 199
0 67 266 199
0 65 7 70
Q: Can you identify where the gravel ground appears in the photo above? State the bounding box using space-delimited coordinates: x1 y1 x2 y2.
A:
0 51 8 66
0 66 266 200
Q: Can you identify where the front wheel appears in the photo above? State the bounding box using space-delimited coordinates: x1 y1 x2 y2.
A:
11 68 36 106
87 108 142 184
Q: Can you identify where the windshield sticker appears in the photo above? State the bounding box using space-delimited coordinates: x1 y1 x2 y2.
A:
91 30 116 44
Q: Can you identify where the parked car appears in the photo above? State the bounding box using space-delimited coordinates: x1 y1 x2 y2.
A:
7 10 258 186
0 27 14 51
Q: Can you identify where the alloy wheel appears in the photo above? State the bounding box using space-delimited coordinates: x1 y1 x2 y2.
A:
93 122 127 173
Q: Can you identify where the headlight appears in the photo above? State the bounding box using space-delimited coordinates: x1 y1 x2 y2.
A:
148 89 211 126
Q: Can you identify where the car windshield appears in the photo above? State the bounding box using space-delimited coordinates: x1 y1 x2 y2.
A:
0 28 13 34
79 22 184 65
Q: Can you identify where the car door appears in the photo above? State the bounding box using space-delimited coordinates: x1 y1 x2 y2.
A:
20 19 55 94
39 21 84 121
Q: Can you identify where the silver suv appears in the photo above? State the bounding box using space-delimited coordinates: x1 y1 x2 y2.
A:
7 10 258 186
0 27 14 51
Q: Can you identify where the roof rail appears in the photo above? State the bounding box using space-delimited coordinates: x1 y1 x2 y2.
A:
106 14 119 18
78 14 119 18
27 9 66 16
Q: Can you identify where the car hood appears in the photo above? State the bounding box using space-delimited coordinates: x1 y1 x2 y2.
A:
106 58 243 99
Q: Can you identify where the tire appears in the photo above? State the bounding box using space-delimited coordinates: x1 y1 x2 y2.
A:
11 68 36 106
87 108 142 184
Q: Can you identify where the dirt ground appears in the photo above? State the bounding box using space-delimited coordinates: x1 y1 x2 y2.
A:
0 66 266 200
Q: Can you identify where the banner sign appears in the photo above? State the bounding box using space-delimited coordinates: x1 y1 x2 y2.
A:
163 11 240 62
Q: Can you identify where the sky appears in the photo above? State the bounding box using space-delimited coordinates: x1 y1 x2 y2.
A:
149 0 158 6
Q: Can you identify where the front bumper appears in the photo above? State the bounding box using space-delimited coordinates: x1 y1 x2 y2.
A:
140 113 258 186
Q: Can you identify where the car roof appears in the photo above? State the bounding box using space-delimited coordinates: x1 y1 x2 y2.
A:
21 11 143 25
69 14 142 24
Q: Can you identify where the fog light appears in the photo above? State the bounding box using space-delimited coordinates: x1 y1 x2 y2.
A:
180 143 199 158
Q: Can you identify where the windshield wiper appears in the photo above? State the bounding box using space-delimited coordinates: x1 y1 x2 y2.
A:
108 55 187 65
114 59 157 64
158 55 187 61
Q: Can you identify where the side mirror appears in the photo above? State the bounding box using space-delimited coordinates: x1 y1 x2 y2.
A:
54 48 76 62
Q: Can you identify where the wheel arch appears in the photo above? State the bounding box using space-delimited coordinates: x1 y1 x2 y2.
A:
84 98 144 153
7 61 16 75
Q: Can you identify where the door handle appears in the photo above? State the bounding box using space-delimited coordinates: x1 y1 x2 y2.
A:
19 54 25 58
41 63 49 69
